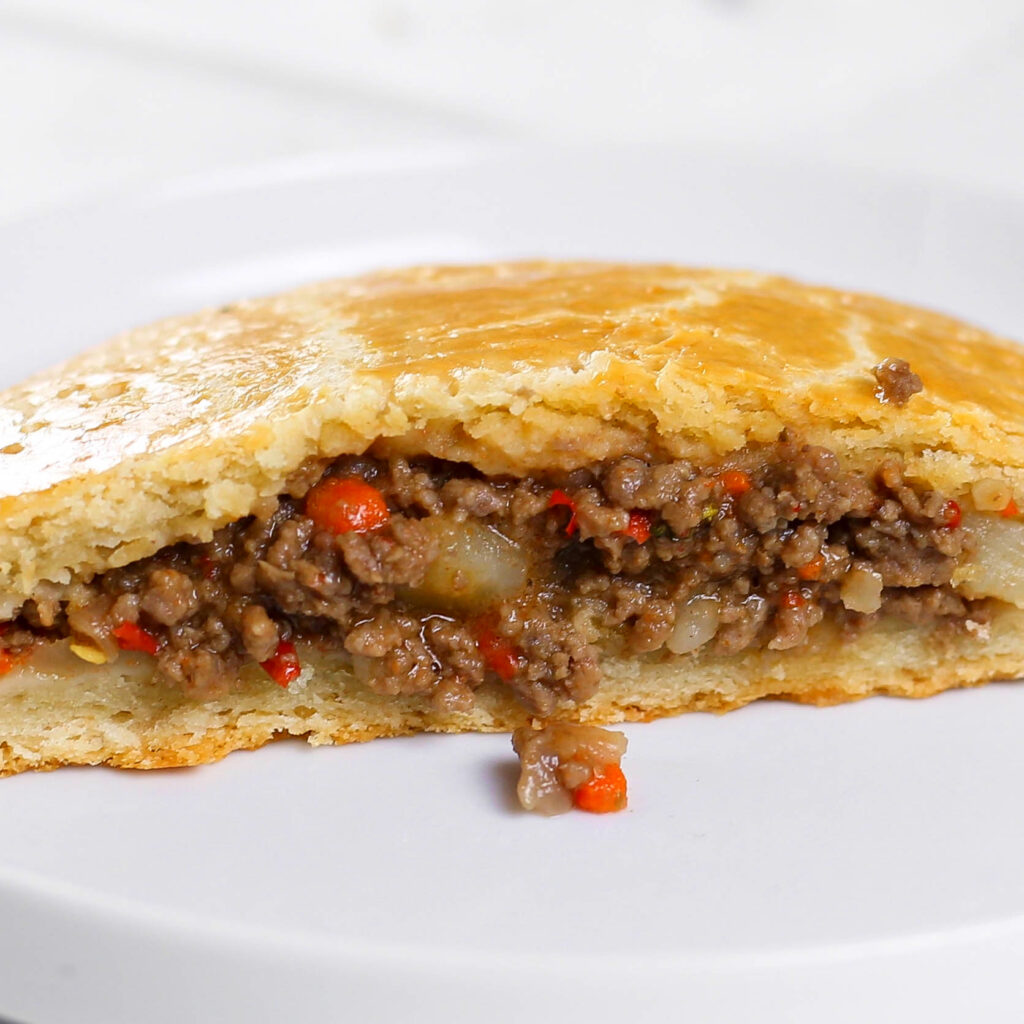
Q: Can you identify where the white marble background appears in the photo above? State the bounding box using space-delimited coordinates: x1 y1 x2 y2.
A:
1 0 1022 222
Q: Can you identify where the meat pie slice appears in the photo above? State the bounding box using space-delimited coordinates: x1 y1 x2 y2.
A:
2 261 1023 774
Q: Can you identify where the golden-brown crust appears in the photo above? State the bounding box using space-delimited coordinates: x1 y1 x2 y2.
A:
2 261 1024 776
1 262 1023 600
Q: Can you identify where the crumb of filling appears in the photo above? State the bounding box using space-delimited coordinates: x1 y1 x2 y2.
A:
512 722 628 815
872 358 923 406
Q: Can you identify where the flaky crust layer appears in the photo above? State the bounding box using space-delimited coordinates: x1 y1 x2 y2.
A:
1 263 1024 600
2 608 1023 775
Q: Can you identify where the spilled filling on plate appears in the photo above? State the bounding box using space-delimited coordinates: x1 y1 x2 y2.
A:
513 722 629 815
1 439 1015 714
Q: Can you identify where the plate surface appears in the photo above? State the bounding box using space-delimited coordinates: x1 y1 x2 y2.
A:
1 144 1024 1023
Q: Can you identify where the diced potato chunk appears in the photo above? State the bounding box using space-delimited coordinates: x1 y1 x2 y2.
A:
407 516 528 612
954 513 1024 607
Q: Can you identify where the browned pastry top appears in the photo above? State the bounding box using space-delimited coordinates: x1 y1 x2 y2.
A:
0 261 1020 597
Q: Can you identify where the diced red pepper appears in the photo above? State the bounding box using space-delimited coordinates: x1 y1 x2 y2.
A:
1002 498 1020 518
941 500 962 529
261 640 301 687
475 624 522 682
548 490 578 537
305 477 390 535
112 622 161 656
797 554 825 581
621 511 653 544
780 589 806 609
0 646 31 677
719 470 752 497
198 554 218 579
573 763 628 814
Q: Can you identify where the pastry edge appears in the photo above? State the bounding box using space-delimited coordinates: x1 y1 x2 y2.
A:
3 606 1022 776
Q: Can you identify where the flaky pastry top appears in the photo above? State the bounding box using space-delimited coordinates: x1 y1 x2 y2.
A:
1 261 1022 599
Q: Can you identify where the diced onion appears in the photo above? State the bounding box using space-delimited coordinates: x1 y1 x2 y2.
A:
408 517 528 612
550 723 628 767
954 512 1024 607
517 753 573 815
559 760 592 790
971 478 1014 512
667 596 720 654
840 567 884 614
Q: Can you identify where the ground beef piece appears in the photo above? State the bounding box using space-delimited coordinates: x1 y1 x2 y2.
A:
778 523 828 571
714 592 771 654
845 524 953 587
767 595 825 650
167 611 237 657
440 476 511 518
386 457 445 515
159 646 238 700
343 611 486 708
495 594 601 715
577 573 677 651
601 457 650 506
623 460 699 511
738 483 787 535
343 610 412 659
572 488 630 539
738 444 877 533
703 513 761 579
873 358 923 405
255 561 312 615
140 568 200 626
882 585 978 625
588 575 656 628
337 516 437 586
877 462 964 556
240 497 295 559
593 531 653 575
263 517 314 570
423 618 486 711
344 610 443 697
240 604 280 662
629 597 678 652
430 676 477 713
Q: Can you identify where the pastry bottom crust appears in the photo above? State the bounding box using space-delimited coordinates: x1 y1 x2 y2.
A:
2 606 1022 776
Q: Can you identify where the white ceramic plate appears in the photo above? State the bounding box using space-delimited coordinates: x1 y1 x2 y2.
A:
2 145 1024 1024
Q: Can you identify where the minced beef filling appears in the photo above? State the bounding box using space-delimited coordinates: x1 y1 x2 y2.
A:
2 442 986 715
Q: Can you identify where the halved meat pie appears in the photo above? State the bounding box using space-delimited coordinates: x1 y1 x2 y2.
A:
1 262 1022 773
